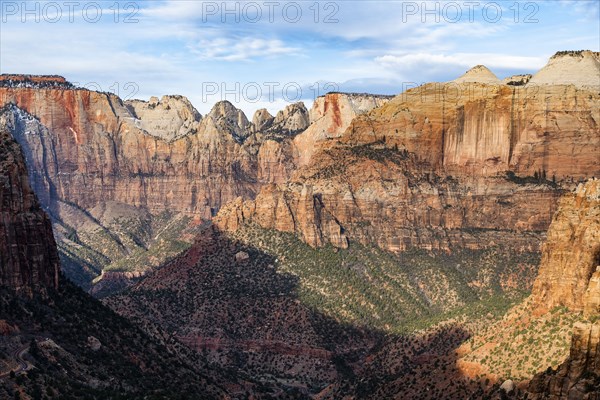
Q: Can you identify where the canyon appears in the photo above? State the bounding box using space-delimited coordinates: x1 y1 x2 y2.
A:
108 51 598 398
0 112 235 398
2 52 598 292
216 51 600 253
0 50 599 399
0 75 392 291
105 171 600 398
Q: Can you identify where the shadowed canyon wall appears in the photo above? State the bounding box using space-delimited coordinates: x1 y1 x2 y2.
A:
0 110 59 295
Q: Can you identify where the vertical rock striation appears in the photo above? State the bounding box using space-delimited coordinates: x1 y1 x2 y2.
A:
528 322 600 400
531 179 600 313
0 108 59 296
527 179 600 399
0 76 388 288
293 92 392 166
0 80 387 221
217 56 599 253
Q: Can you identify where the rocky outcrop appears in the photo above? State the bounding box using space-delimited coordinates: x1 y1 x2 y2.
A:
453 65 501 84
218 183 349 249
293 92 392 166
270 102 309 135
88 269 148 298
217 54 599 252
532 179 600 313
529 50 600 89
205 100 252 143
526 179 600 399
503 74 532 86
0 75 72 89
125 95 202 142
0 75 67 84
528 322 600 399
251 108 274 132
0 108 59 296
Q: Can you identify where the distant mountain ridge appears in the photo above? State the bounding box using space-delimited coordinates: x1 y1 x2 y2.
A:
0 76 388 291
216 51 600 253
0 49 598 293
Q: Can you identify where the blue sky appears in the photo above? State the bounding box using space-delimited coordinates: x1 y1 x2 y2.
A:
1 0 598 115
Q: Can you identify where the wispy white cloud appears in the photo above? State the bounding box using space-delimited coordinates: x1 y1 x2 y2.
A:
189 37 299 61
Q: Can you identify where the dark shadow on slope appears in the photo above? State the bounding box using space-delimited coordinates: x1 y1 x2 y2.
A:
339 327 509 400
0 276 234 399
105 226 505 399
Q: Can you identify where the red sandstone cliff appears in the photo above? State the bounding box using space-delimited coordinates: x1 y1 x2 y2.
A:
527 179 600 399
0 87 259 219
293 92 392 166
0 77 388 288
2 51 598 287
0 79 388 221
532 179 600 312
216 53 600 253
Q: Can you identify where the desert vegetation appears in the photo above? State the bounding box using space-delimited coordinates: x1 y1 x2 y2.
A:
230 224 538 333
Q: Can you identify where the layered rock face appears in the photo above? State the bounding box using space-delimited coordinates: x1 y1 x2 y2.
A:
0 108 59 296
0 87 256 219
532 179 600 313
217 53 600 252
0 79 387 220
527 179 600 399
0 76 388 289
125 95 202 142
0 79 258 291
1 50 598 286
293 92 392 166
216 155 564 252
343 83 599 178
